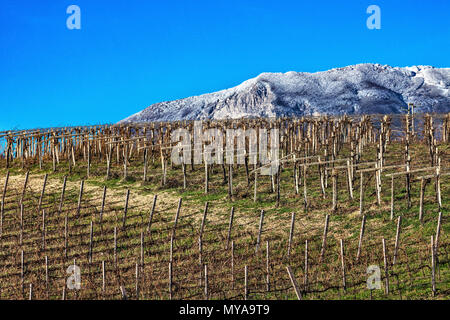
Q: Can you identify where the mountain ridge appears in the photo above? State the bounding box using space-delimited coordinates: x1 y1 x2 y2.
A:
120 63 450 123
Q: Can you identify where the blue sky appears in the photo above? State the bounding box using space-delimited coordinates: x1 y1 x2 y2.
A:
0 0 449 130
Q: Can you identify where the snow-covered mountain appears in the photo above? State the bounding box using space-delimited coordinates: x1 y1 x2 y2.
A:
120 63 450 123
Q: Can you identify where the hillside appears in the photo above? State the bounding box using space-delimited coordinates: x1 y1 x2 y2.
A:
121 63 450 123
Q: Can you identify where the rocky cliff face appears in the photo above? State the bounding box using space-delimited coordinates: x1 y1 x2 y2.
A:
121 63 450 123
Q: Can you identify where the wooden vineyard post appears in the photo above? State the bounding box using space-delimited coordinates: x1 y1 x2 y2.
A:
52 137 56 172
161 155 167 187
294 155 299 195
100 186 107 229
136 261 140 299
393 216 402 265
245 153 250 186
340 239 346 291
324 147 329 188
382 238 389 295
226 207 234 250
0 171 9 238
303 165 308 211
419 178 425 222
62 286 66 300
304 240 308 291
68 142 73 174
198 239 203 282
102 260 106 296
390 175 395 220
71 144 76 168
87 139 91 178
286 266 302 300
204 264 208 300
5 138 10 170
255 210 265 253
405 149 412 209
266 240 270 292
244 265 248 300
431 235 436 296
444 114 449 143
287 212 295 258
182 161 187 189
198 202 208 265
21 250 24 297
64 213 68 258
143 148 148 182
37 173 48 212
435 211 442 253
356 215 366 262
375 165 381 206
359 171 364 216
346 160 353 199
270 171 275 194
114 227 117 269
20 171 29 205
228 164 232 200
147 195 157 235
120 285 128 300
45 256 49 298
253 163 258 203
168 262 173 300
122 189 130 229
76 180 84 218
5 139 10 170
199 202 208 242
116 138 121 167
140 231 144 267
170 198 182 263
436 160 442 211
58 176 67 215
319 214 330 262
204 161 209 194
72 258 77 299
28 283 32 300
231 241 235 290
319 157 326 199
106 143 112 180
41 209 46 250
276 163 281 207
332 168 338 212
88 221 93 263
123 143 128 180
19 204 24 246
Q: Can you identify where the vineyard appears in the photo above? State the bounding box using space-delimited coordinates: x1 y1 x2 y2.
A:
0 113 448 300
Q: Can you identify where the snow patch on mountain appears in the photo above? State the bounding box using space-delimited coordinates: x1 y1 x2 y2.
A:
120 63 450 123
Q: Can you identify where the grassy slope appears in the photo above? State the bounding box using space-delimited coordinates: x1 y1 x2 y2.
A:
0 139 447 300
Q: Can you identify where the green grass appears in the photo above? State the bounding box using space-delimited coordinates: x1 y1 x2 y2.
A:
0 137 447 300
